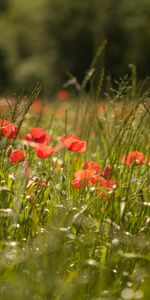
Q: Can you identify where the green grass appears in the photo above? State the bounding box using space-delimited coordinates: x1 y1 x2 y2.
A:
0 94 150 300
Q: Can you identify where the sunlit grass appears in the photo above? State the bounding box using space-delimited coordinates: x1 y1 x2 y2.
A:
0 94 149 300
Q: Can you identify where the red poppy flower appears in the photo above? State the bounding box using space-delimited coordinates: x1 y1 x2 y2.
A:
101 165 112 179
122 151 144 166
99 179 117 191
72 169 98 189
24 128 51 144
83 160 100 174
60 135 86 152
57 89 69 101
0 119 18 139
34 144 57 159
8 149 25 163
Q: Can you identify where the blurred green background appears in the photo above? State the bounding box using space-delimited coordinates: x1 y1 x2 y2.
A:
0 0 150 95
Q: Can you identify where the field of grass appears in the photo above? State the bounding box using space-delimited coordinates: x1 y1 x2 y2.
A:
0 90 150 300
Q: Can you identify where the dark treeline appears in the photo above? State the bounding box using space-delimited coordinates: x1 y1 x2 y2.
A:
0 0 150 95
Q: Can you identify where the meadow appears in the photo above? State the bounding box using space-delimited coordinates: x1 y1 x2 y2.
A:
0 85 150 300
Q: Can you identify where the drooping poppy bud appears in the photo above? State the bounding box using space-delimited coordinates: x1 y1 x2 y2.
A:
101 165 112 179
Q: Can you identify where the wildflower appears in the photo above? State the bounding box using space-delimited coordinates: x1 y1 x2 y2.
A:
0 119 18 139
25 128 51 144
83 160 100 174
34 144 57 159
101 165 112 179
8 149 25 163
57 89 69 101
30 98 43 113
122 151 144 166
72 169 98 189
60 135 86 152
99 179 117 191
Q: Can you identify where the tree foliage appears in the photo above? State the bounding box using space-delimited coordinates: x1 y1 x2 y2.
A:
0 0 150 94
